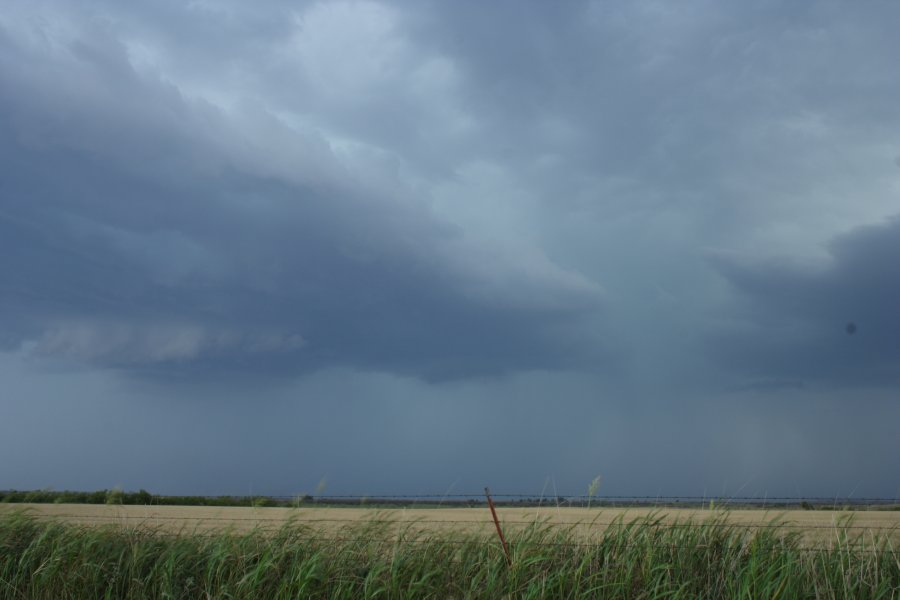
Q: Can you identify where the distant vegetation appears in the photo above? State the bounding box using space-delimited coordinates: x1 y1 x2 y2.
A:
0 488 280 507
1 511 897 598
2 489 897 509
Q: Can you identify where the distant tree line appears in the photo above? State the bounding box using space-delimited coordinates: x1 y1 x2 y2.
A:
0 489 281 507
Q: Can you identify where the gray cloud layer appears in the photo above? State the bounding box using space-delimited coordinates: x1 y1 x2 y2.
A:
0 3 605 380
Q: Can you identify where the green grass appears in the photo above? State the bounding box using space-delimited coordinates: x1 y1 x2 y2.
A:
0 511 897 599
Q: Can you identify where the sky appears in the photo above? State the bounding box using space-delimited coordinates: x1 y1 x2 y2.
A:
1 0 898 499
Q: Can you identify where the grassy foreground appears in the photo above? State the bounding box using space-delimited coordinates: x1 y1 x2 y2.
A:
0 511 897 599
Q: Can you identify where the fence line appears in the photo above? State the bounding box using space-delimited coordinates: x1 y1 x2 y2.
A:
232 493 899 502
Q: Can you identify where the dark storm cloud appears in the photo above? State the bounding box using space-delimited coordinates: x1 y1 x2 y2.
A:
711 216 900 385
2 0 900 499
2 0 899 387
0 10 604 380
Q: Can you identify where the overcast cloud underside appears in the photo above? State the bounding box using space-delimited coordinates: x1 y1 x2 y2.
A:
1 0 898 497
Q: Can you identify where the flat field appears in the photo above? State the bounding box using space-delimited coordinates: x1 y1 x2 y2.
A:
5 503 898 547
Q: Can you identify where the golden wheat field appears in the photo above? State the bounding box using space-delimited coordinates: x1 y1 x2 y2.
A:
4 503 899 547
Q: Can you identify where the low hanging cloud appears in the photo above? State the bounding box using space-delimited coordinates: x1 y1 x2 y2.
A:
28 320 305 366
710 215 900 386
0 6 606 380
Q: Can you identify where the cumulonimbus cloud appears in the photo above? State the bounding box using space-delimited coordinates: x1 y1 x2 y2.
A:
0 5 606 380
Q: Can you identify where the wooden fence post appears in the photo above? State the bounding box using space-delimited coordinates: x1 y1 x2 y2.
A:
485 487 512 567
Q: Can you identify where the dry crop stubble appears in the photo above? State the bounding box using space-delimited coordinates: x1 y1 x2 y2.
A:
4 503 899 547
